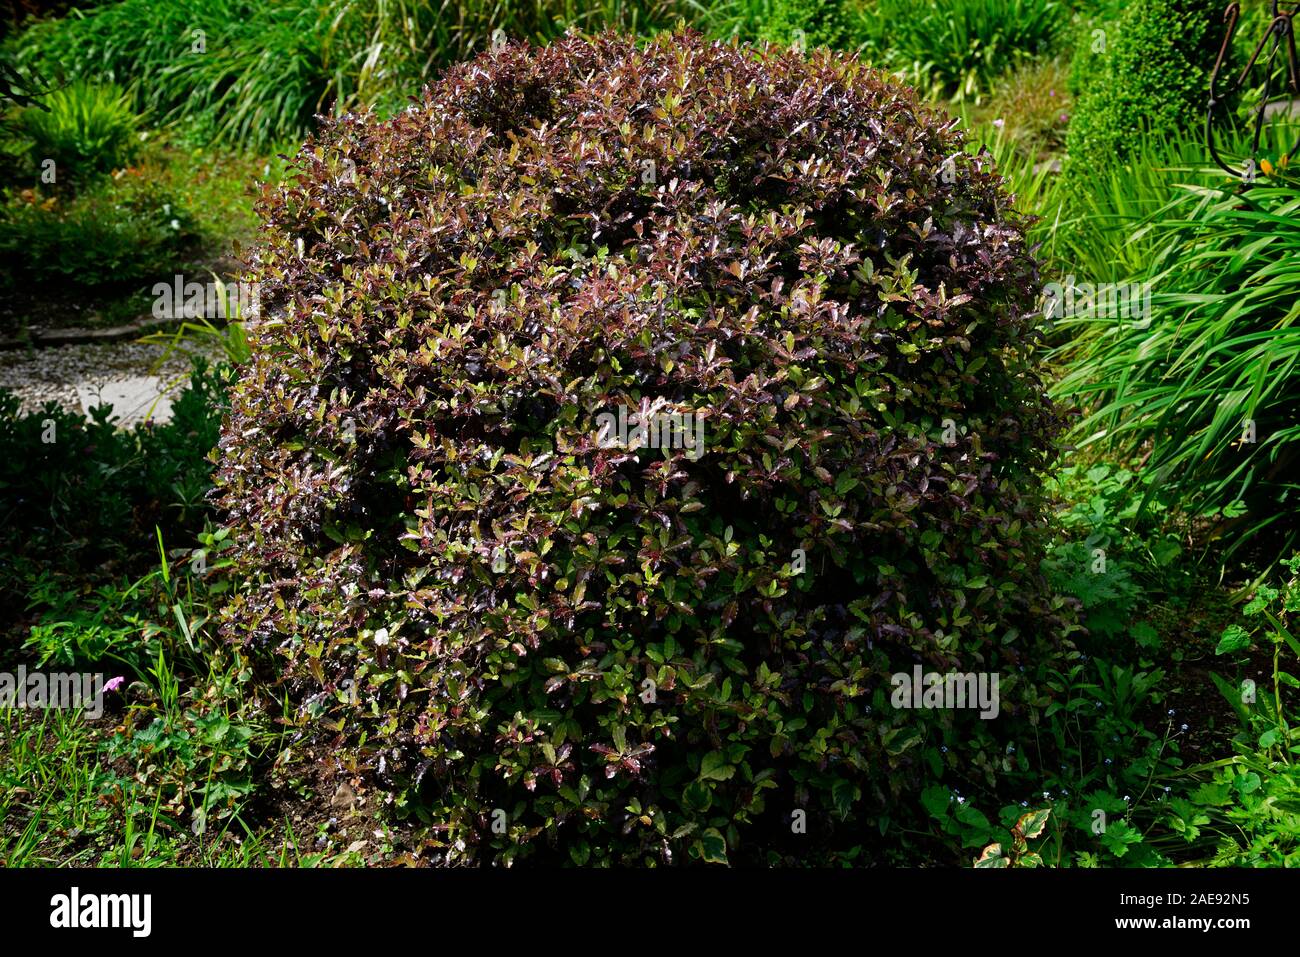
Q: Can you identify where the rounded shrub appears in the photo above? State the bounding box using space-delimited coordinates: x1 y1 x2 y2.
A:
216 30 1073 865
1065 0 1221 176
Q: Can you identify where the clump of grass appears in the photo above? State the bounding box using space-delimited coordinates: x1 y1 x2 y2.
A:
862 0 1064 103
1053 178 1300 553
981 57 1072 152
1041 126 1211 285
7 0 700 147
10 79 141 178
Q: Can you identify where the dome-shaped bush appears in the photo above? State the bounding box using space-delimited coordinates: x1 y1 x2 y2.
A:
216 30 1072 865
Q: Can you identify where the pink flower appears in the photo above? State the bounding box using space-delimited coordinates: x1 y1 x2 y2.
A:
993 118 1005 128
103 676 125 693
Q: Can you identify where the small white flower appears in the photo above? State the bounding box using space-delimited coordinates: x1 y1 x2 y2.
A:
374 627 390 646
169 219 180 230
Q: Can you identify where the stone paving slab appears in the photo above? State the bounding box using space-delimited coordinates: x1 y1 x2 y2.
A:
0 339 219 426
74 375 176 427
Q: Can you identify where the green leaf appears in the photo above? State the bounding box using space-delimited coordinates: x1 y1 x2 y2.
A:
696 827 728 864
1215 624 1251 655
1100 821 1143 858
682 781 713 812
954 801 990 831
832 778 858 820
974 843 1007 868
1017 807 1051 840
1130 621 1160 649
921 786 951 820
698 751 735 781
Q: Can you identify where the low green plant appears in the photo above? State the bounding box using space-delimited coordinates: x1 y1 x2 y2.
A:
1042 461 1190 639
0 176 198 288
11 79 141 178
0 424 291 866
917 642 1185 867
973 806 1051 867
0 543 285 866
1169 555 1300 865
0 358 230 610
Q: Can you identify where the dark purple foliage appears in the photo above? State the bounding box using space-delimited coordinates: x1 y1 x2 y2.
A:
215 30 1073 865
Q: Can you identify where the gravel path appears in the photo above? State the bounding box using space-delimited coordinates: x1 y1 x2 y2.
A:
0 340 222 426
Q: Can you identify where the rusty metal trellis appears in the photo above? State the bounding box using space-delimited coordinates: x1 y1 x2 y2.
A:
1206 0 1300 180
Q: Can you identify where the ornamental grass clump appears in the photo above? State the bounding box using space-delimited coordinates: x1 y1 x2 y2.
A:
215 30 1073 865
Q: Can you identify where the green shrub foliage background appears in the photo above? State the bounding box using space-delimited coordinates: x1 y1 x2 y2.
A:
1065 0 1221 176
215 31 1073 865
759 0 860 51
